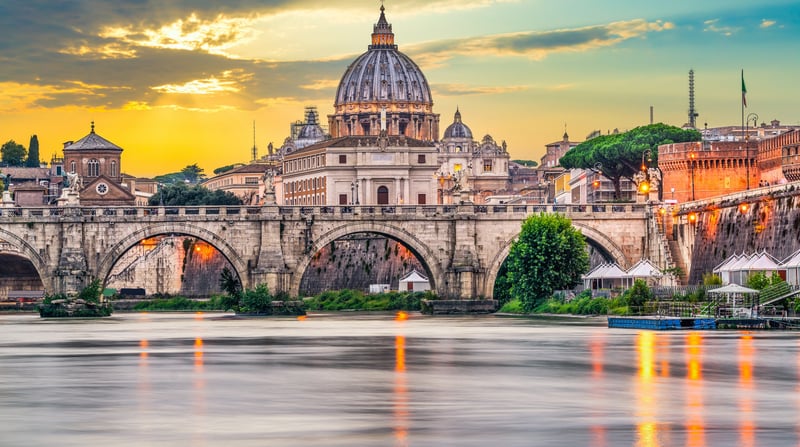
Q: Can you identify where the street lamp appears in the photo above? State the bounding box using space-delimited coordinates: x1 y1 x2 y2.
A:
745 112 758 190
637 150 652 195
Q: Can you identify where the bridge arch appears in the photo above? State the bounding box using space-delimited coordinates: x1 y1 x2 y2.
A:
290 221 445 297
482 222 629 299
96 222 249 289
0 228 50 292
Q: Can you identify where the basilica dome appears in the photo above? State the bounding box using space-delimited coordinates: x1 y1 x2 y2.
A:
443 108 473 140
328 6 439 141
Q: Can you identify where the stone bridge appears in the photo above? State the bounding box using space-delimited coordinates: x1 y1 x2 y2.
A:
0 203 653 299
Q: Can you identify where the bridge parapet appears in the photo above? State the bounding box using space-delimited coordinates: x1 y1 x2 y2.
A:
0 203 648 222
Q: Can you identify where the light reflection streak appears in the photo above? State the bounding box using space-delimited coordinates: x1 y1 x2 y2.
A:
194 337 204 370
636 331 660 447
685 332 705 447
394 335 409 446
738 334 755 447
589 336 607 447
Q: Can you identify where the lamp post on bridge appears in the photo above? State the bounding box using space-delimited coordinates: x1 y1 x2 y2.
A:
745 112 758 190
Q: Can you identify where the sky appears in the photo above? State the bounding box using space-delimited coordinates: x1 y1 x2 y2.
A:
1 0 798 178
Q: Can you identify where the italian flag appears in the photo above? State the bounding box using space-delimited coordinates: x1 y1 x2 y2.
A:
741 70 747 107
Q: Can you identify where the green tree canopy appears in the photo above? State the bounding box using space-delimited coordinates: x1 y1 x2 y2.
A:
1 140 27 166
506 213 590 311
25 135 40 167
560 123 701 200
214 164 238 175
148 182 243 206
181 163 205 184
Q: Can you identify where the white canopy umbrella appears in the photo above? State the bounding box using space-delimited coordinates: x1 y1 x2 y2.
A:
707 283 759 294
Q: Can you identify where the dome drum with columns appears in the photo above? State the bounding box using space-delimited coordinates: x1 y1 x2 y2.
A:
328 6 439 142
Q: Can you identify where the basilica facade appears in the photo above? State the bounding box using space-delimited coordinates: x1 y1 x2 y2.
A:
279 6 511 206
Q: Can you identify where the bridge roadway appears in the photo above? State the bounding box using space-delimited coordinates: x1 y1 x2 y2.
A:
0 203 650 298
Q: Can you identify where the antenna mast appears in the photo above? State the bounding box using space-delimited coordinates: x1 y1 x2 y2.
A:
688 69 698 128
251 121 257 162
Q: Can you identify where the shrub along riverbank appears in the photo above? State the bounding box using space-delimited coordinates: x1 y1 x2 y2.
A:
303 289 434 311
498 280 653 316
116 289 434 313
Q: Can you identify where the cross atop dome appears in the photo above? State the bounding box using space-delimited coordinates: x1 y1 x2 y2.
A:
370 4 396 50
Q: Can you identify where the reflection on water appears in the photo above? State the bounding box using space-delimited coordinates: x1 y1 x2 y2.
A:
738 334 755 447
1 313 800 446
685 332 705 447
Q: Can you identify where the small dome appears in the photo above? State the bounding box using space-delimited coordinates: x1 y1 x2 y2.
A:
298 108 325 140
443 108 473 139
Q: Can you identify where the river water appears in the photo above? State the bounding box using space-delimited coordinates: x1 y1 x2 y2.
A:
1 312 799 447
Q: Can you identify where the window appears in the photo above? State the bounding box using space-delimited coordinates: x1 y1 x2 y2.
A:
70 161 76 173
245 177 259 185
377 186 389 205
418 154 426 164
110 161 117 177
417 194 426 205
339 194 348 205
88 159 99 177
339 154 347 164
484 160 493 172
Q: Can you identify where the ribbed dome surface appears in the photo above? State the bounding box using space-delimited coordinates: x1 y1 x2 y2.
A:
334 49 432 106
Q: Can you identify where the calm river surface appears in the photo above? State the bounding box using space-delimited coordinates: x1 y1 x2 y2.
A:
1 312 800 446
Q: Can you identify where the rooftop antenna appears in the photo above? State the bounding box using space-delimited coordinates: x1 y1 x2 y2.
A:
251 121 257 162
688 69 699 128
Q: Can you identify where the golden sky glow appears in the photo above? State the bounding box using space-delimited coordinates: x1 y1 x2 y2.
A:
1 0 798 177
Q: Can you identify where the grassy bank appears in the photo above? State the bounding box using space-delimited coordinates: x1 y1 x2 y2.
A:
303 289 435 311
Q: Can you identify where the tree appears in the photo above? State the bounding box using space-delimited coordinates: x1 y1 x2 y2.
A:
25 135 40 167
506 213 589 311
560 124 701 200
1 140 27 166
181 164 205 183
148 182 242 206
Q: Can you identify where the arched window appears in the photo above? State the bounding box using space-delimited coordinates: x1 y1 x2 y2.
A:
88 159 99 177
110 160 117 177
377 186 389 205
70 161 76 173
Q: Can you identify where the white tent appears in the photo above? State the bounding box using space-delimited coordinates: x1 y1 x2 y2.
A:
583 263 627 290
625 259 663 287
713 254 741 284
744 251 780 272
727 253 755 285
398 269 430 292
782 250 800 286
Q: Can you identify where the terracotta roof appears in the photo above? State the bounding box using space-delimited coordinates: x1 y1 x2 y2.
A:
63 130 123 151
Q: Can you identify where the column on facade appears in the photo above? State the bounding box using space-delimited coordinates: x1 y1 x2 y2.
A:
395 177 401 204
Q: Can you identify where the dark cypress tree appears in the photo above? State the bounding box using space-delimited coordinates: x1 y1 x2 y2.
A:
25 135 40 167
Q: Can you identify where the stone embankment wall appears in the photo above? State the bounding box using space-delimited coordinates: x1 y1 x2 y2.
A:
673 185 800 283
299 234 424 295
106 236 232 297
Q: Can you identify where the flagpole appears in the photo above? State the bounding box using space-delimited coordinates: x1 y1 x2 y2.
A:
741 69 748 190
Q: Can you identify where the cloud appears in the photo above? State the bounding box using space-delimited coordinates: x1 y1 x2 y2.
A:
407 19 674 62
434 83 529 96
300 79 341 91
152 70 253 95
760 19 777 28
703 19 739 36
98 13 261 58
